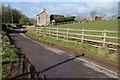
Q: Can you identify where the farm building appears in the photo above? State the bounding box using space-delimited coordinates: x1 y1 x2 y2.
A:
37 9 64 26
118 16 120 19
95 16 102 21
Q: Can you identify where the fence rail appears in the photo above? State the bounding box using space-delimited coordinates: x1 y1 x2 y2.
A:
29 26 119 51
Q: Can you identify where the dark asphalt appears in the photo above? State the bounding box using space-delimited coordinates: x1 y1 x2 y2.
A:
9 33 110 78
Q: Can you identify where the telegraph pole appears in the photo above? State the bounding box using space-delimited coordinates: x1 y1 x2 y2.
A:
7 3 13 25
11 9 13 25
8 3 13 25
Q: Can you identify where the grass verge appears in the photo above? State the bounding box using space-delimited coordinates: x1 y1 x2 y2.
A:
2 31 20 78
26 31 118 64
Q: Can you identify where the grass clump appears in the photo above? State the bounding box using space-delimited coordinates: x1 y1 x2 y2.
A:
2 31 19 78
26 31 118 63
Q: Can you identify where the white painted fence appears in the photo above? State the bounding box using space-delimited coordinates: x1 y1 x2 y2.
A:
29 26 120 51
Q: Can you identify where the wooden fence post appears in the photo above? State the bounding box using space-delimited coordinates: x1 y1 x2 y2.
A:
35 27 36 33
43 27 45 35
40 27 43 35
39 27 41 34
66 28 69 40
56 27 58 38
35 27 37 34
81 28 84 43
37 27 39 34
39 27 40 34
49 27 51 36
103 29 106 47
36 27 39 34
40 27 42 34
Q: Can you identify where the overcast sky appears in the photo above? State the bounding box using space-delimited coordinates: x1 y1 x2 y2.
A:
2 0 119 19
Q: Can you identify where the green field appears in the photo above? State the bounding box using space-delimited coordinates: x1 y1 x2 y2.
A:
35 20 119 45
53 20 118 31
45 20 118 43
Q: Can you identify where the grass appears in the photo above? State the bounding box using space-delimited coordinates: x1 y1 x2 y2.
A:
2 31 19 78
36 20 119 43
53 20 118 31
26 31 118 64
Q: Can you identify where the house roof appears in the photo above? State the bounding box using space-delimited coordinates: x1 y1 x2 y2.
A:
37 9 47 16
37 9 64 16
50 14 64 16
95 15 102 18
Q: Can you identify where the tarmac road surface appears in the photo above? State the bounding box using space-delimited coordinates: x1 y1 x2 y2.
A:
9 32 118 78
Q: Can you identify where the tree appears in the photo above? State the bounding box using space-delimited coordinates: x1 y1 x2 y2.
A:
2 4 32 25
29 18 36 25
76 16 83 20
90 11 97 20
19 15 29 25
2 4 12 23
111 15 117 20
26 21 33 25
12 9 21 23
2 4 22 24
101 15 106 20
118 16 120 19
55 16 76 23
108 15 117 20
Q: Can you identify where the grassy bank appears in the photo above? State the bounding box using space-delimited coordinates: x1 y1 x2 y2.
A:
26 31 118 64
2 31 19 78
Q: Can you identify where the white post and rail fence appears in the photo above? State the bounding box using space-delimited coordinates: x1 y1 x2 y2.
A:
28 26 120 51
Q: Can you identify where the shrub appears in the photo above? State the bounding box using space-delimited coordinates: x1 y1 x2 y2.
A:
26 21 33 25
55 16 76 23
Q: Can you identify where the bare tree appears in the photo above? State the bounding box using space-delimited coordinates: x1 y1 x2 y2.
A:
76 16 83 20
90 11 97 20
109 14 117 20
111 15 117 20
101 15 106 20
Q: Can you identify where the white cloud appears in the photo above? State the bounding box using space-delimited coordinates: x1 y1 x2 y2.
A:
38 2 118 18
3 2 117 18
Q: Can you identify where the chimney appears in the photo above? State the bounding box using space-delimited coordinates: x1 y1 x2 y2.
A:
43 9 46 12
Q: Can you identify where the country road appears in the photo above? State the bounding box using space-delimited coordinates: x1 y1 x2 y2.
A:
9 32 118 78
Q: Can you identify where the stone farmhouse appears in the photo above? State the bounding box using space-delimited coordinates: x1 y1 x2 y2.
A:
37 9 64 26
